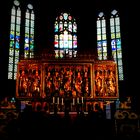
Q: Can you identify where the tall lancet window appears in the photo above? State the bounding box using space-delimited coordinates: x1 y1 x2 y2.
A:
8 0 21 80
54 12 77 58
24 4 35 58
96 12 107 60
110 10 124 80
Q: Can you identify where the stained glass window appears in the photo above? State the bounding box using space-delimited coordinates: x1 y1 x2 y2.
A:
24 4 35 58
54 13 77 58
8 0 21 80
110 10 124 80
96 12 107 60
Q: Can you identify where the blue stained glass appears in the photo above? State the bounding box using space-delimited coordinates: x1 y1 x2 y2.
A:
112 45 116 51
30 37 34 43
25 37 29 43
55 26 58 32
97 41 102 47
73 35 77 40
15 42 19 48
102 40 107 46
25 44 29 50
116 39 121 45
117 45 121 49
55 22 58 32
111 39 116 45
16 35 20 41
30 45 34 50
8 0 21 80
63 13 68 20
10 34 14 40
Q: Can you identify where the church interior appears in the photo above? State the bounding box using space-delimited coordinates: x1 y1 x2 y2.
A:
0 0 129 98
0 0 138 139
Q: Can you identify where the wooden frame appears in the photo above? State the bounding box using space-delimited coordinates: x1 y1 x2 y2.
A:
16 60 93 99
42 62 93 98
16 60 43 98
16 59 119 100
93 60 119 99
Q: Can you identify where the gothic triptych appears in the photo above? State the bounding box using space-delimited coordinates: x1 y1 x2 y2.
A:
16 60 118 99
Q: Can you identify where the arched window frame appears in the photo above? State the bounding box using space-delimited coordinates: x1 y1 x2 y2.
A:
96 12 107 60
54 12 77 58
110 9 124 81
8 0 21 80
24 3 35 59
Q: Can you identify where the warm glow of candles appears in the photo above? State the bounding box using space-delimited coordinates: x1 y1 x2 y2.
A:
77 97 79 104
57 97 59 104
82 97 83 103
62 98 64 105
53 97 55 103
73 98 75 105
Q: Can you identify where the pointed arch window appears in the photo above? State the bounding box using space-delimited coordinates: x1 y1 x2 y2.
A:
96 12 107 60
110 10 124 80
54 13 77 58
8 0 21 80
24 4 35 58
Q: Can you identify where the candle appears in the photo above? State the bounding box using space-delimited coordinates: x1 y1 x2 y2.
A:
62 98 64 105
73 98 75 105
53 97 55 104
57 97 59 104
77 97 79 104
82 97 83 103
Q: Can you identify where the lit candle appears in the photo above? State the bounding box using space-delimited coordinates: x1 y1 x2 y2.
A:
62 98 64 105
77 97 79 104
82 97 83 104
53 97 55 104
57 97 59 104
73 98 75 105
